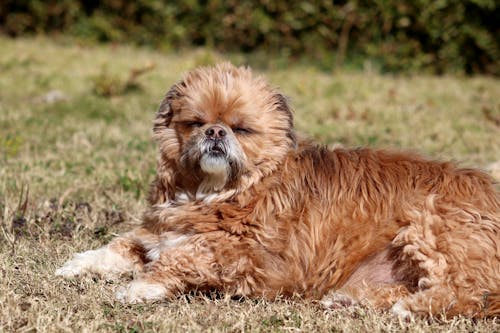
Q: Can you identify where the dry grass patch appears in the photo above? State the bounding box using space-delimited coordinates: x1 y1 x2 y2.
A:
0 37 499 332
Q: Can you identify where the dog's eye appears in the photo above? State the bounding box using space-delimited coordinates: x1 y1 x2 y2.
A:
233 127 252 135
185 121 204 128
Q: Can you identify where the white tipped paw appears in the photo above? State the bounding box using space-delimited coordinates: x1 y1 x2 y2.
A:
391 300 413 319
115 280 167 304
55 262 81 278
55 247 136 278
55 252 95 278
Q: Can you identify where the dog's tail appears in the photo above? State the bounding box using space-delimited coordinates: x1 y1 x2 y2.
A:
480 292 500 318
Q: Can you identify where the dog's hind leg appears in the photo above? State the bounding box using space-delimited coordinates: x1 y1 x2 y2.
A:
388 196 500 318
389 284 489 319
55 228 155 278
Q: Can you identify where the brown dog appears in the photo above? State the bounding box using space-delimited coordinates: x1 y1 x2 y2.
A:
56 63 499 318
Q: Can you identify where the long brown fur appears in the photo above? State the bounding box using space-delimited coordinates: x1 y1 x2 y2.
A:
56 63 500 318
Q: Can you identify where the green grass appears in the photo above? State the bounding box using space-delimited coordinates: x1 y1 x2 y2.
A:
0 36 499 332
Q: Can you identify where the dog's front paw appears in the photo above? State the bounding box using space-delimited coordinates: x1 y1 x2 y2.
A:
115 280 167 304
55 251 97 278
55 261 81 278
56 246 138 278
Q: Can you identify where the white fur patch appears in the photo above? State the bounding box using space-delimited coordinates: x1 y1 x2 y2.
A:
391 300 413 319
55 246 135 278
320 292 358 308
199 192 222 202
200 154 229 175
162 235 189 248
145 247 162 262
115 280 167 304
175 192 190 202
199 156 229 193
145 234 190 261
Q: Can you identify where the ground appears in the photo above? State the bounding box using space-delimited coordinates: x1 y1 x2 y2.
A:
0 37 499 332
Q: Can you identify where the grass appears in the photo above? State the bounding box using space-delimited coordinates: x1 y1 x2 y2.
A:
0 36 499 332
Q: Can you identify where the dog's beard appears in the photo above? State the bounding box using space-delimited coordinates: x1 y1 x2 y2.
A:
181 133 246 194
200 139 230 174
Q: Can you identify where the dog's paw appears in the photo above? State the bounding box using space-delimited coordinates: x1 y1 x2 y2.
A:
115 280 167 304
321 292 359 309
390 300 413 320
55 262 81 278
55 251 97 278
56 247 137 278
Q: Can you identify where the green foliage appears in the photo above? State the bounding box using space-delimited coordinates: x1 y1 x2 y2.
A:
0 1 498 74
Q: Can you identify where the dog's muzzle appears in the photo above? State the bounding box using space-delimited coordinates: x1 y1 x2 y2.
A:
204 125 228 157
207 140 227 156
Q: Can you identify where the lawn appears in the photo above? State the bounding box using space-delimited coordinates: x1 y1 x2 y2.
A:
0 37 499 332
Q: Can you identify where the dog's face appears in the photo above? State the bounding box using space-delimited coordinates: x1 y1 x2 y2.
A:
153 63 296 196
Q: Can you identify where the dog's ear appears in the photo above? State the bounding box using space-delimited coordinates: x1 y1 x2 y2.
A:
274 92 297 147
153 81 184 134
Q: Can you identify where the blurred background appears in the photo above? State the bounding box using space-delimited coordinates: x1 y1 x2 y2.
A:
1 0 499 75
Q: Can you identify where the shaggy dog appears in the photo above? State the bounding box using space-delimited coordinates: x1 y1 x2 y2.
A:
56 63 499 318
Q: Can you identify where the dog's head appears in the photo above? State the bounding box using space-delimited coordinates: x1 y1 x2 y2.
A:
152 63 295 201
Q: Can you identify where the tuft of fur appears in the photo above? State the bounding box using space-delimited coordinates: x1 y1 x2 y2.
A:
57 63 500 318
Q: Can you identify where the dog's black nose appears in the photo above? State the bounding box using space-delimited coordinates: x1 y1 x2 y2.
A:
205 125 226 139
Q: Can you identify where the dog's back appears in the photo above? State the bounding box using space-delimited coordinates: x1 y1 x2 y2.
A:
285 144 500 317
